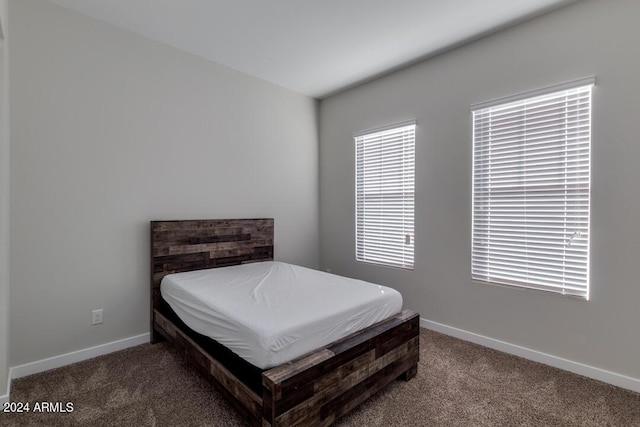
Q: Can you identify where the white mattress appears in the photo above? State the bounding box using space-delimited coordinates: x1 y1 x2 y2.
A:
160 261 402 369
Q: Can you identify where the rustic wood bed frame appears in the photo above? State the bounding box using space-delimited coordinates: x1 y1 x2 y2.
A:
150 218 419 426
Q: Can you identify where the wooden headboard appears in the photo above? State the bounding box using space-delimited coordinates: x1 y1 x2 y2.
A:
150 218 274 341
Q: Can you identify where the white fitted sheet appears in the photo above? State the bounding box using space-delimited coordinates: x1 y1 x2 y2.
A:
160 261 402 369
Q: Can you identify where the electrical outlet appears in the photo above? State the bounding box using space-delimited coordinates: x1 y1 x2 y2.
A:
92 309 103 325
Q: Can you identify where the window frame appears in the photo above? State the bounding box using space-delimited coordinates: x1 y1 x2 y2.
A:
470 77 594 299
354 120 416 270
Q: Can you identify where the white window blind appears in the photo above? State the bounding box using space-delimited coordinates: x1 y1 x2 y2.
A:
471 78 593 299
355 121 415 269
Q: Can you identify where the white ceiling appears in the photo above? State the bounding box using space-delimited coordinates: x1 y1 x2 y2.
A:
45 0 578 99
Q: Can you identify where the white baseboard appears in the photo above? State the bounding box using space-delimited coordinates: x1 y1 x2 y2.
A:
2 333 149 401
420 318 640 393
0 373 10 404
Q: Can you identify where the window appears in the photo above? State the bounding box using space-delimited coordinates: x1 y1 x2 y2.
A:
355 121 415 269
471 78 594 299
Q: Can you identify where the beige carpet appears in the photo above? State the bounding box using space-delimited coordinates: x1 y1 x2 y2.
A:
2 329 639 426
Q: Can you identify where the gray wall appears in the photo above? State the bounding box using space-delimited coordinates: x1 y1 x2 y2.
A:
320 0 640 379
0 0 9 398
9 0 319 367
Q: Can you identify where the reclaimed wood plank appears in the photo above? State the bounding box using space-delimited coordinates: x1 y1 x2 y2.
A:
262 349 335 394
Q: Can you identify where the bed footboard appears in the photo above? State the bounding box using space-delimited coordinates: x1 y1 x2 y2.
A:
261 309 419 426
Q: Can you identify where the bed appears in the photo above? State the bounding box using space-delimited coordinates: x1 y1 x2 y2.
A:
150 219 419 426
